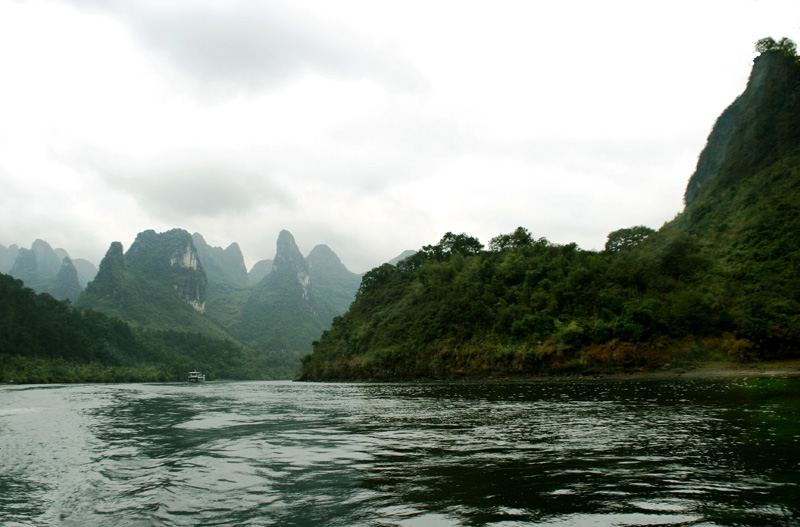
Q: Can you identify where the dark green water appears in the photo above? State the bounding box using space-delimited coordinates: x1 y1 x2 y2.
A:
1 378 798 526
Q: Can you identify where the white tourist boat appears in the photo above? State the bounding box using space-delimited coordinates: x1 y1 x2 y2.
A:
188 371 206 383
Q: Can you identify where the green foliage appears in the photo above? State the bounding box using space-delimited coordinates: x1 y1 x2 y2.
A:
489 227 535 252
398 232 485 273
604 225 655 253
755 37 797 58
0 272 296 383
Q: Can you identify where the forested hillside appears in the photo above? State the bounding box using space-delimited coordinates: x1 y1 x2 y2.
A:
0 273 294 382
299 45 800 381
4 228 364 382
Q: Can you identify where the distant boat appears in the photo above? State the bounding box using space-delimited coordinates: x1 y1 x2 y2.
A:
188 371 206 383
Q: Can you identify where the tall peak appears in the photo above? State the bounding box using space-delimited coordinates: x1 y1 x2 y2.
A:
192 232 248 287
273 230 306 273
684 48 800 205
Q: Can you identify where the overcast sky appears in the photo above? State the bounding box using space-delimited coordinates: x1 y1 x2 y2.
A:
1 0 798 273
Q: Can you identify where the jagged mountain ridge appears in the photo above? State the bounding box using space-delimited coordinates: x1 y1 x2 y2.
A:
78 228 365 357
4 239 98 302
192 233 250 288
231 230 359 352
76 229 227 337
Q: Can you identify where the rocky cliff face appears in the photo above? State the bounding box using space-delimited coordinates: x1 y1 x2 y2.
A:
126 229 207 313
272 230 313 306
31 239 63 278
189 229 362 353
78 229 221 334
80 227 363 353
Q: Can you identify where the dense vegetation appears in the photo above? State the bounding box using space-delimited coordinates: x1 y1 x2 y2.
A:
300 47 800 381
0 272 296 383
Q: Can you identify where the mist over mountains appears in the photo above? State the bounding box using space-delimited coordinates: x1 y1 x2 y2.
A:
1 227 399 379
2 228 398 376
1 240 98 303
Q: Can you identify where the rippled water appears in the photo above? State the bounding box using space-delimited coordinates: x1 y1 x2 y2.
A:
1 378 799 526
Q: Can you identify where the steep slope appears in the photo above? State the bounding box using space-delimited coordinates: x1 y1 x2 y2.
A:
192 233 249 288
234 230 336 352
307 244 362 316
673 49 800 354
30 239 63 277
300 47 800 381
191 233 252 329
0 243 20 273
8 247 39 286
46 257 83 302
78 229 227 337
685 50 800 205
247 259 273 285
72 258 99 288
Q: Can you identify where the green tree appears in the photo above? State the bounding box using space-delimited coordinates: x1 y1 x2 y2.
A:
489 227 534 251
605 226 655 253
755 37 797 57
436 232 484 257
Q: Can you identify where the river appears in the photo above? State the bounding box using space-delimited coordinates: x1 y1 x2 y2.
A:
1 377 798 526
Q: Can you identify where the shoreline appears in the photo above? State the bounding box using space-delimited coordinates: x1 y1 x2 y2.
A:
299 359 800 383
480 359 800 382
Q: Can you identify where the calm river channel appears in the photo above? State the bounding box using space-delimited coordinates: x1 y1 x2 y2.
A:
1 378 798 526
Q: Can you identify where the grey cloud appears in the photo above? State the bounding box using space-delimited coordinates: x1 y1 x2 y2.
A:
63 0 424 91
57 147 291 221
113 166 291 221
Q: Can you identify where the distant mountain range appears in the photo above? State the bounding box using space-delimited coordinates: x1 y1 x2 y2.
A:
1 240 98 302
68 228 413 374
2 229 411 376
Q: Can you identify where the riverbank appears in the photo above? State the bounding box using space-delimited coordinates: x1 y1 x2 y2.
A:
297 358 800 383
658 359 800 378
483 359 800 382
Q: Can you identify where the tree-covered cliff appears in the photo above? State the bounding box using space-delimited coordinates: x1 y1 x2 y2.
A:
299 46 800 381
77 229 227 337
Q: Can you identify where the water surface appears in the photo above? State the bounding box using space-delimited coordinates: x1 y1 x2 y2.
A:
1 378 798 526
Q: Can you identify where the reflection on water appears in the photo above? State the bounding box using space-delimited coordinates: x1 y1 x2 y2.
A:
1 378 798 526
